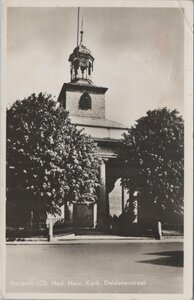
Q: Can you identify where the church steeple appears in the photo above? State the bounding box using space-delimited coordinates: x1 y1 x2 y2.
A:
68 9 94 85
80 19 84 44
58 8 107 118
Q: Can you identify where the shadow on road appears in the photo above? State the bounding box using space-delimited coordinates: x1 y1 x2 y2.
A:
137 251 183 267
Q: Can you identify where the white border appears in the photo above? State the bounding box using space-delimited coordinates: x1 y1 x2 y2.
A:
1 0 6 299
183 1 193 299
1 1 193 299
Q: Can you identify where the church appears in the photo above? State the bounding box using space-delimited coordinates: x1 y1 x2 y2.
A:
57 23 128 231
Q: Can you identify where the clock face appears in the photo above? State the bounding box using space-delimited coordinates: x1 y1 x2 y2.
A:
79 93 92 110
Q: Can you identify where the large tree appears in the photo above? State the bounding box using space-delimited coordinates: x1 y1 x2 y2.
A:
7 93 101 222
121 108 184 223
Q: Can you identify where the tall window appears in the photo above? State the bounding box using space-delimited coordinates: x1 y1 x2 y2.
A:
79 93 92 110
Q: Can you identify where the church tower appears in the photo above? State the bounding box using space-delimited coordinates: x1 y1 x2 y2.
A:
58 20 108 120
57 9 128 231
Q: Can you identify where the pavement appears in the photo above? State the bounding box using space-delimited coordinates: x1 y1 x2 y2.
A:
6 233 183 244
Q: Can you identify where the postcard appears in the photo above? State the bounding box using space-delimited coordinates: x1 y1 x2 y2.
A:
1 0 193 299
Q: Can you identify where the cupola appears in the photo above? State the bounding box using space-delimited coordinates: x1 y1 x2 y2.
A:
68 22 94 84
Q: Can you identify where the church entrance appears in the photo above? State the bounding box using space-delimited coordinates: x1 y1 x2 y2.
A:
73 204 93 228
73 203 97 229
96 157 128 231
54 157 127 235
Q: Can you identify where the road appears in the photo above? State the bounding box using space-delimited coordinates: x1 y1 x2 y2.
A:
6 242 183 294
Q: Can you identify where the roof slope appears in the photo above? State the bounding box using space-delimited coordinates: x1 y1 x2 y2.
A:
70 115 128 129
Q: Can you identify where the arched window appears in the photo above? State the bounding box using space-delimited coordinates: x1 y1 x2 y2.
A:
79 93 92 110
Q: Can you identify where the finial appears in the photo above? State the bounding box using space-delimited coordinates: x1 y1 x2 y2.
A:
77 7 80 46
80 19 84 44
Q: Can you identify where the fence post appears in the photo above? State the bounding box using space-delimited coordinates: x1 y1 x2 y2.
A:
48 220 53 242
155 221 162 240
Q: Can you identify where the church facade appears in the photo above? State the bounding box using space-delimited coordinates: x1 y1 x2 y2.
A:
57 29 128 230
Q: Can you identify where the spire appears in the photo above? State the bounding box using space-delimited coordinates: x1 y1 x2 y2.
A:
77 7 80 46
68 8 94 84
80 19 84 44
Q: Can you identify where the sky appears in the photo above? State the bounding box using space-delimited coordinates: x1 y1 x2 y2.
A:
7 7 184 127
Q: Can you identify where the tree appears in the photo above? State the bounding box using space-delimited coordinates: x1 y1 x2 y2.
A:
7 93 101 223
121 108 184 223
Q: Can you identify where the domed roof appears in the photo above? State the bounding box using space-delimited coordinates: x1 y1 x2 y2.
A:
73 44 92 56
69 43 94 62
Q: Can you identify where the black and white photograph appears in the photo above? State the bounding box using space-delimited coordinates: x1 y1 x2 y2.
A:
1 0 193 299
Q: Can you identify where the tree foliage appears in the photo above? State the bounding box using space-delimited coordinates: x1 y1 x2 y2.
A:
7 93 101 216
121 108 184 221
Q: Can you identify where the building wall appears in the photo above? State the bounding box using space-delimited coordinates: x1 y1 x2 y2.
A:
76 125 125 140
66 90 105 118
109 178 128 217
